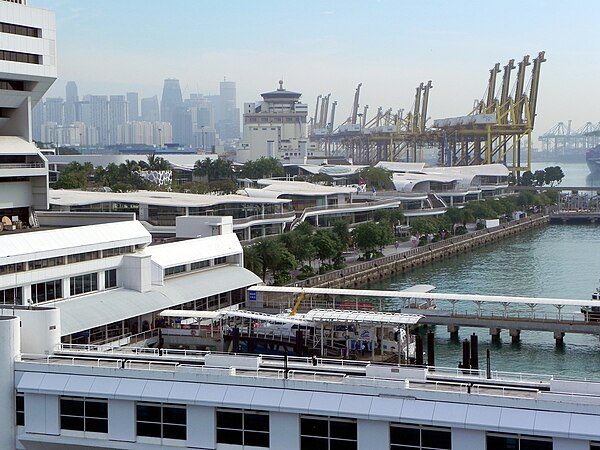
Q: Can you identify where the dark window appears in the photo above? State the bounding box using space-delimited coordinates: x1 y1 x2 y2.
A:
164 264 186 277
30 279 63 303
0 287 22 304
104 269 117 288
70 273 98 296
68 251 100 264
0 22 41 38
214 256 227 265
136 402 186 440
30 256 64 270
486 433 552 450
300 416 357 450
0 49 41 64
0 79 26 91
390 424 451 450
60 397 108 433
16 393 24 426
216 409 269 448
190 260 209 271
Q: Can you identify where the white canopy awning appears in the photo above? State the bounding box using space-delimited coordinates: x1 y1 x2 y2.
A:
304 309 423 326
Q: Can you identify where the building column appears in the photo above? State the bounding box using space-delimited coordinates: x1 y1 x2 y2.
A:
451 428 485 450
187 405 215 449
271 412 300 450
553 437 588 450
358 419 388 450
108 399 135 442
0 317 20 448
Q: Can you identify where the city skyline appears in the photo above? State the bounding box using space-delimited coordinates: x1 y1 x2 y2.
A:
29 0 600 141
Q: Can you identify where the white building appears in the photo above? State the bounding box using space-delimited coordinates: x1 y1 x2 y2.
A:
237 81 321 163
0 0 57 225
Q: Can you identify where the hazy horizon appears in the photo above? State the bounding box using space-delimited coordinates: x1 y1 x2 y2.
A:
29 0 600 142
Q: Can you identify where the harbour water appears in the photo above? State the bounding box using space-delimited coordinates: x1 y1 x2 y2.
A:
372 162 600 378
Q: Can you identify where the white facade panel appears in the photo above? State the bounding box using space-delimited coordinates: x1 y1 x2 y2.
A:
533 410 572 438
554 437 588 450
270 412 300 450
194 383 228 406
223 385 255 409
399 399 435 425
89 376 121 398
308 392 342 416
498 407 536 434
108 398 135 442
368 397 403 421
63 375 95 397
433 401 468 427
568 413 600 440
280 389 312 413
251 387 283 410
115 378 146 400
187 405 216 449
141 380 174 403
358 419 388 450
338 394 373 420
464 404 501 431
451 428 485 450
169 381 201 404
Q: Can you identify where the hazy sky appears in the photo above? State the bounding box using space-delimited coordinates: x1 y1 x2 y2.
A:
29 0 600 141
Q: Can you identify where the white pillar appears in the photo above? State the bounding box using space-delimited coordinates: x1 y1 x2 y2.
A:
358 419 388 449
187 405 215 448
451 428 485 450
0 316 20 449
553 437 588 450
108 399 135 442
271 412 300 450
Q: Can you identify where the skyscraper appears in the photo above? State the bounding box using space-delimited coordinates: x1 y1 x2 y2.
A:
44 97 64 126
216 80 240 139
126 92 139 121
108 95 128 144
89 95 109 145
141 96 160 122
64 81 78 125
160 78 183 124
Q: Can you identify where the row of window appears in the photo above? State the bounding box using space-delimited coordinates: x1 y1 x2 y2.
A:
0 246 133 276
0 49 41 64
164 257 231 278
3 269 117 305
14 395 566 450
0 79 26 91
0 21 41 38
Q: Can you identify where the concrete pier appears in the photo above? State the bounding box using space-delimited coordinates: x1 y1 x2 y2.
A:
509 329 521 343
489 328 501 342
448 325 460 341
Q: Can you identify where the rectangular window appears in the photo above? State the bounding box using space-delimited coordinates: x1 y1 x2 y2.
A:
216 409 269 448
190 260 210 271
300 416 357 450
29 256 64 270
60 397 108 433
486 433 552 450
16 393 24 426
102 246 132 257
70 273 99 296
136 402 186 440
391 423 452 449
0 22 41 38
0 49 41 64
0 263 25 275
68 251 100 264
30 279 63 303
104 269 117 289
0 287 22 304
0 79 26 91
214 256 227 265
164 264 186 277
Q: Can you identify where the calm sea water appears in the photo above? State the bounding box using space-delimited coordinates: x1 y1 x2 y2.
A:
371 162 600 378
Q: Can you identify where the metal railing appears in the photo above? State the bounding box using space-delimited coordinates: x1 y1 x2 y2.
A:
0 162 45 169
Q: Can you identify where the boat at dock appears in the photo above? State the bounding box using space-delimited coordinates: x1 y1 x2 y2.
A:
587 145 600 174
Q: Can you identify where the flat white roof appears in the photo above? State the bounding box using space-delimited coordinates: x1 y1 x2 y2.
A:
49 189 290 208
145 233 242 268
250 286 600 308
304 309 423 325
423 163 509 177
55 266 261 335
375 161 427 172
0 221 151 265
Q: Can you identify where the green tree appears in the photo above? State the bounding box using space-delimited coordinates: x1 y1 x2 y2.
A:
241 157 284 179
358 166 393 190
243 245 263 277
544 166 564 187
409 218 438 236
352 222 381 258
520 171 534 186
332 220 352 251
533 170 546 187
253 239 295 283
54 162 94 189
313 230 341 266
375 207 405 235
280 231 315 268
143 154 171 171
193 157 233 181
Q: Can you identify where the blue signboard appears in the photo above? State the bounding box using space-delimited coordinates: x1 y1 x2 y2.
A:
248 291 257 302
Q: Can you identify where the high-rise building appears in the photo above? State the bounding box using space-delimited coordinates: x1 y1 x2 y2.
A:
89 95 109 145
238 81 316 163
160 78 183 124
64 81 78 125
126 91 139 121
108 95 128 144
217 80 240 140
44 97 64 126
141 95 160 122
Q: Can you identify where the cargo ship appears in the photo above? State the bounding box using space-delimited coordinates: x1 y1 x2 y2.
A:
587 144 600 174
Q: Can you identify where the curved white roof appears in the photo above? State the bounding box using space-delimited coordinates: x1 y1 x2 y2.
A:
0 136 44 156
392 172 460 193
0 221 151 264
49 189 289 207
145 233 242 268
423 163 509 177
253 180 356 197
375 161 426 173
